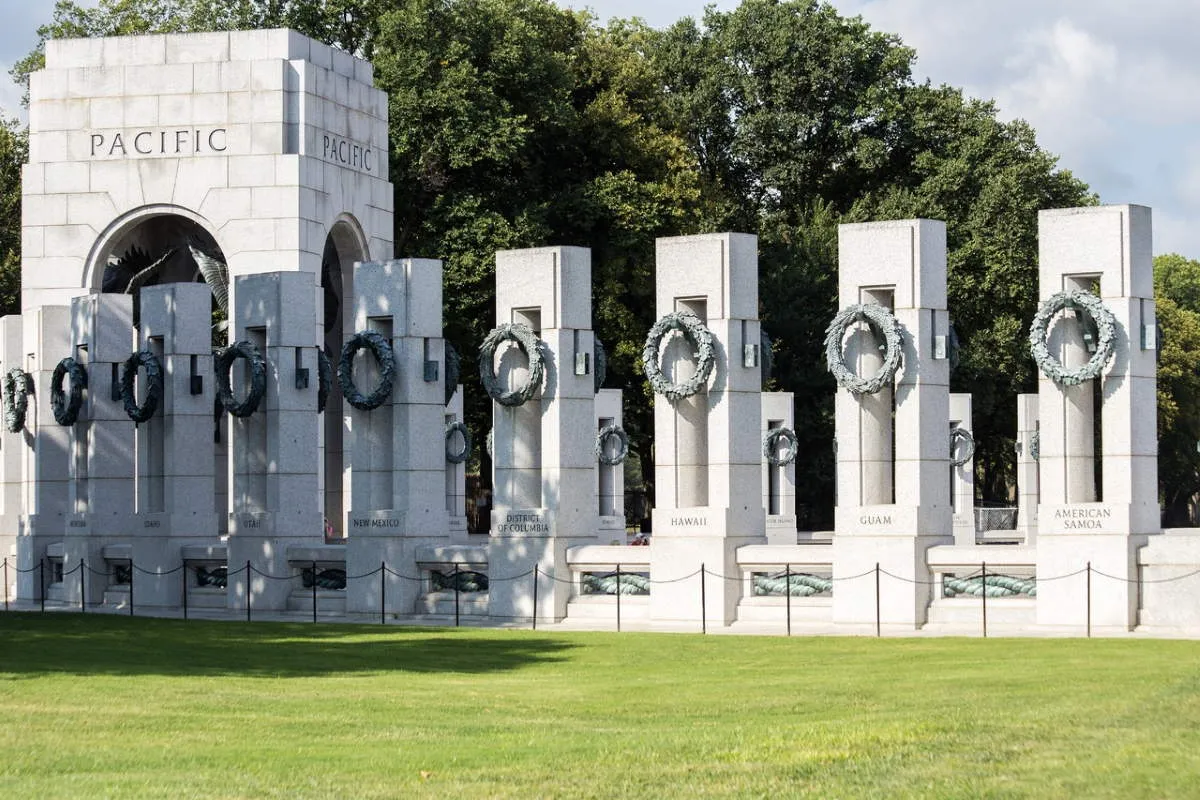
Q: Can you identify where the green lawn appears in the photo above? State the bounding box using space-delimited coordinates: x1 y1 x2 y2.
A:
2 614 1199 798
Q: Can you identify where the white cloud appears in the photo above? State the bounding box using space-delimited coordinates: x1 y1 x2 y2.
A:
831 0 1200 257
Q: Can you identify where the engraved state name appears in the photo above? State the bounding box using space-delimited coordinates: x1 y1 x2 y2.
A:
1053 507 1113 530
496 513 548 533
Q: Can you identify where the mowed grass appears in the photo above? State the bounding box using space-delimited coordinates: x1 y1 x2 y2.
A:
2 615 1200 798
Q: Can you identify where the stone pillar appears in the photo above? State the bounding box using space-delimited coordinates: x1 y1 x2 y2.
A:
595 388 625 544
488 246 600 622
16 307 70 601
832 220 952 629
133 283 219 607
1035 205 1158 630
226 271 323 611
762 392 797 545
445 384 469 543
1015 393 1039 543
62 293 135 607
648 233 765 626
950 393 975 546
0 316 23 586
345 259 450 614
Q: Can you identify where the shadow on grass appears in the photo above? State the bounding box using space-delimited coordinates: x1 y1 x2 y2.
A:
0 612 574 678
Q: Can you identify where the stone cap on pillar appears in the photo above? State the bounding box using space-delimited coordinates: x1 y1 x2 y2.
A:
351 259 443 337
1038 205 1153 300
70 292 133 362
837 219 946 310
655 233 757 320
140 283 213 355
495 246 591 330
234 271 317 347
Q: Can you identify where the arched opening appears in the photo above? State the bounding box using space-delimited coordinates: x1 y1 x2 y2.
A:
321 216 366 537
93 210 224 296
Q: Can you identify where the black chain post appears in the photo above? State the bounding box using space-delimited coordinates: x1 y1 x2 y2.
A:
785 563 791 637
245 560 252 622
532 565 539 630
129 561 134 617
80 559 86 613
454 563 460 628
182 562 188 621
2 557 8 612
700 563 707 635
615 563 622 633
39 557 45 613
1086 561 1092 638
379 561 386 625
981 561 987 638
312 560 318 624
874 562 881 637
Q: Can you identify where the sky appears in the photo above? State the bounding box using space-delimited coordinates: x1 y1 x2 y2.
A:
1 0 1195 257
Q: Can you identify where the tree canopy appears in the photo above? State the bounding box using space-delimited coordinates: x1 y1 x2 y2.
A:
0 115 27 316
1154 254 1200 524
12 0 1185 527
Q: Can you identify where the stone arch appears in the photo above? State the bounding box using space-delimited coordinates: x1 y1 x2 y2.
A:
84 204 224 294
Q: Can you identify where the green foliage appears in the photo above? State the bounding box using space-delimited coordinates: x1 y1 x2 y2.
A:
373 1 702 476
1154 254 1200 523
0 115 25 316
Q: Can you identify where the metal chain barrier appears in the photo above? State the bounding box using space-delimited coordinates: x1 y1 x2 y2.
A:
3 554 1199 641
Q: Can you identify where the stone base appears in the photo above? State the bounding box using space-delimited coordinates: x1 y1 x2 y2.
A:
15 515 66 601
0 513 20 603
130 512 222 608
831 533 949 627
952 513 975 547
648 506 766 626
487 533 587 623
449 515 468 543
648 535 763 626
227 511 324 611
1138 530 1200 629
765 514 798 545
486 508 598 622
598 515 625 546
344 508 451 615
1036 530 1151 629
62 513 152 606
